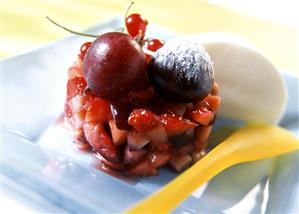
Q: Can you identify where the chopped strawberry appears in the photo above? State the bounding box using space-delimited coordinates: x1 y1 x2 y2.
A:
64 102 72 118
124 145 147 165
169 155 192 172
68 58 83 79
83 123 120 163
204 95 221 113
85 97 112 123
128 109 160 132
127 131 151 150
68 95 88 114
127 158 158 176
193 125 212 150
161 113 197 136
148 151 173 168
211 82 220 95
96 153 125 170
189 107 214 126
146 126 168 143
66 77 87 101
108 120 128 146
150 141 173 153
70 110 87 130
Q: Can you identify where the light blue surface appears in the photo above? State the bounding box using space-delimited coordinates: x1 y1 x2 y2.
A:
2 18 299 213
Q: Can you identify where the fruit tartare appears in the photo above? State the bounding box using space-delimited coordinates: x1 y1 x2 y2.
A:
58 3 221 176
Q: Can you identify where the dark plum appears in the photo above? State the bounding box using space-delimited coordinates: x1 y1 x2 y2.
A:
148 37 214 102
83 32 148 101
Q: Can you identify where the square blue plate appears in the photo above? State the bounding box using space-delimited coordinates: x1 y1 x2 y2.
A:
2 18 299 213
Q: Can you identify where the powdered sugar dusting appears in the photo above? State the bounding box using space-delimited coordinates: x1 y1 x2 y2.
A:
152 37 214 84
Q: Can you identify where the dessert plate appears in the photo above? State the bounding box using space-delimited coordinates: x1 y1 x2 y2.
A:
2 18 299 213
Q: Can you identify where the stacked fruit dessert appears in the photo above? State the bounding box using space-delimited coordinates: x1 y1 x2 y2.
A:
60 3 221 176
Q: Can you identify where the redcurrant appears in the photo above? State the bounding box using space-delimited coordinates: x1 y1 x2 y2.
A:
145 39 164 62
79 42 92 60
126 13 148 37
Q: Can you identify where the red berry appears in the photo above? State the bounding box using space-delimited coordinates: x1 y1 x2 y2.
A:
83 32 148 101
79 42 92 60
145 39 164 62
190 107 214 126
147 39 164 51
126 13 148 37
84 97 112 123
66 77 87 101
161 113 197 136
128 109 160 132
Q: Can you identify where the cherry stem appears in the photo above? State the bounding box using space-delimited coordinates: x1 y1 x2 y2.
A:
124 1 134 32
46 16 98 38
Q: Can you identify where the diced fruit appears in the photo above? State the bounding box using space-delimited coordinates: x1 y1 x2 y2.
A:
127 131 151 150
66 77 87 101
203 95 221 113
110 103 132 130
85 97 112 123
64 102 72 118
124 145 147 165
70 110 87 130
150 141 173 153
128 109 160 132
190 107 214 126
68 95 87 114
96 153 125 170
68 59 83 79
161 113 197 136
176 142 194 155
148 151 173 168
193 125 212 150
83 123 121 163
211 82 220 95
108 120 128 145
191 149 206 164
169 154 192 172
146 126 168 144
127 159 158 176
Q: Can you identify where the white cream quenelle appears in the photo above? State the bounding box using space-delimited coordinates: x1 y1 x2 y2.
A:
192 33 287 124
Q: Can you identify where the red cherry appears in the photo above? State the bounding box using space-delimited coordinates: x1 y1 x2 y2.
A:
145 39 164 62
126 13 148 37
147 39 164 51
83 32 148 101
79 42 92 60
